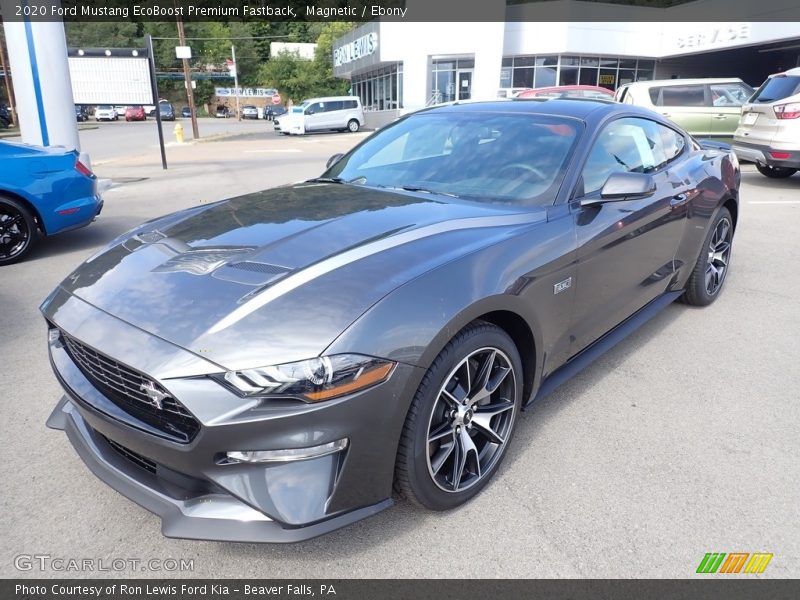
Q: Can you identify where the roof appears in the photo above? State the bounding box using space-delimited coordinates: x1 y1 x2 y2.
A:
619 77 745 88
423 98 617 120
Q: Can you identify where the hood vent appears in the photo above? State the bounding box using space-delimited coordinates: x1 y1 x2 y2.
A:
212 261 292 286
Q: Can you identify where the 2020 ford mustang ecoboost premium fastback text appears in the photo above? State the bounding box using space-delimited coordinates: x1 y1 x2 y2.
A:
43 99 739 542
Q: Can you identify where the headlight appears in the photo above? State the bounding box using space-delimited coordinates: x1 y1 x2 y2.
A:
219 354 396 403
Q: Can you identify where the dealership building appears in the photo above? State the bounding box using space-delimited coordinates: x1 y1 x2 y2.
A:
332 0 800 127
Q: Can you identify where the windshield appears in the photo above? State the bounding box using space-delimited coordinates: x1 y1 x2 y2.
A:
751 75 800 103
325 111 582 205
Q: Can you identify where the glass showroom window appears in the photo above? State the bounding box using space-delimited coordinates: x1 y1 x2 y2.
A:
431 58 474 104
352 64 403 111
501 55 657 91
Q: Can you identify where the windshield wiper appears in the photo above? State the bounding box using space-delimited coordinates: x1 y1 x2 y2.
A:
396 185 461 198
305 177 346 184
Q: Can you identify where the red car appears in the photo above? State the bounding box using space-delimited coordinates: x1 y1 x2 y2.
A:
516 85 614 100
124 106 146 121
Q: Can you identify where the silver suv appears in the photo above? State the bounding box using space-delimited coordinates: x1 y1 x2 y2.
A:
733 67 800 178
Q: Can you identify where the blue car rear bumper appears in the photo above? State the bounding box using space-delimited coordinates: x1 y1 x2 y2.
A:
45 193 103 235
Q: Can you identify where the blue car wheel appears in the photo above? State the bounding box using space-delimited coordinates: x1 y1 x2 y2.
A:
0 196 36 265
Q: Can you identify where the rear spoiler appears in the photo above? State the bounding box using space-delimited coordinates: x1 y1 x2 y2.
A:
696 139 732 152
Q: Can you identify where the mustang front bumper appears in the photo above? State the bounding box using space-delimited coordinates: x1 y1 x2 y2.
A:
43 290 419 542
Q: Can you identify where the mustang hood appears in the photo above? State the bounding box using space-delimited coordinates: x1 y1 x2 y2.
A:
49 183 544 369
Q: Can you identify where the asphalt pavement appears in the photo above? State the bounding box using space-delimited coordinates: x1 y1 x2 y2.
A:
1 130 798 578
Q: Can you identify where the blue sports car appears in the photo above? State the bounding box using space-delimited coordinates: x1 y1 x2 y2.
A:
0 141 103 265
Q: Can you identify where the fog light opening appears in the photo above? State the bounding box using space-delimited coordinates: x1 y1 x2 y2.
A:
225 438 348 464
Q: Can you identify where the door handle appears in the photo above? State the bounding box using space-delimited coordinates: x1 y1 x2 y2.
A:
670 193 688 206
713 114 728 119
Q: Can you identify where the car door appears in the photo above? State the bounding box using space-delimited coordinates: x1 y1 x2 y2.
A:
569 117 691 355
652 84 713 137
304 102 326 131
709 82 753 136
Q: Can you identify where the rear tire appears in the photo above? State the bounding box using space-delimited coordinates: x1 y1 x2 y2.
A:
347 119 360 133
0 196 37 265
756 164 797 178
682 207 733 306
395 321 523 511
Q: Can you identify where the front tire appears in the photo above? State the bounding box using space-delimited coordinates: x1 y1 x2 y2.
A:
395 322 523 510
347 119 360 133
756 164 797 178
682 207 733 306
0 196 37 265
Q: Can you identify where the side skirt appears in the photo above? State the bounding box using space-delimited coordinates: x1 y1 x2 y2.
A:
526 290 683 407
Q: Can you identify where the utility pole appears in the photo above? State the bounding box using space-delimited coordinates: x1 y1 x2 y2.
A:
231 44 241 121
0 29 16 126
176 16 199 140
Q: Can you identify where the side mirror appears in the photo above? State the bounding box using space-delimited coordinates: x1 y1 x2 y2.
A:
581 172 656 207
326 153 344 169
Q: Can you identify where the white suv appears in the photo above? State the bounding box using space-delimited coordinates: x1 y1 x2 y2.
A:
733 67 800 178
275 96 364 135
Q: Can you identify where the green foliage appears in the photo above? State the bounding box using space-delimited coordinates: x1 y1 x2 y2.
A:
257 22 353 105
64 21 354 107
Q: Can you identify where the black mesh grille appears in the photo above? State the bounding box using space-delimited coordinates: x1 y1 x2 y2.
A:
229 261 290 275
102 435 157 474
60 332 200 443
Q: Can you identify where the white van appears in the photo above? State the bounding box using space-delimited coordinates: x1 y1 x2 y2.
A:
275 96 364 135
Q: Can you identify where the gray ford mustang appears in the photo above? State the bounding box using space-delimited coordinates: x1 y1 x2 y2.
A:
43 99 739 542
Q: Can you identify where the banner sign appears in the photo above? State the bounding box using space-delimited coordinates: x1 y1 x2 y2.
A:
215 87 278 97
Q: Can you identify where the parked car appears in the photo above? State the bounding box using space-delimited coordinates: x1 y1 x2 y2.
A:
0 141 102 264
125 106 146 122
181 106 191 118
0 103 11 128
241 105 259 119
42 99 739 542
74 105 89 122
215 105 232 118
263 105 286 121
94 105 118 121
517 85 614 100
158 102 175 121
113 106 129 118
615 78 754 137
733 67 800 178
144 105 157 117
277 96 364 135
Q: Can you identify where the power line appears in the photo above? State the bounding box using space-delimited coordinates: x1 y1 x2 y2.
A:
148 36 293 40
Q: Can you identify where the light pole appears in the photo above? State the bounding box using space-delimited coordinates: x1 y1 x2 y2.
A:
176 17 199 140
231 44 241 121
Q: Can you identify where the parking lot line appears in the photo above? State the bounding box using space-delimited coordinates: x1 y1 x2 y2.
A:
747 200 800 205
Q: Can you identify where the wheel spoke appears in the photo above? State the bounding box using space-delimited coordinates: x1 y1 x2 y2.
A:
427 421 454 444
440 388 460 408
468 350 495 406
471 400 514 445
430 438 455 476
453 427 479 490
717 220 730 244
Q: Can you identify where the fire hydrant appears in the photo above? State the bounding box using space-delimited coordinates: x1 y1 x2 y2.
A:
173 122 184 144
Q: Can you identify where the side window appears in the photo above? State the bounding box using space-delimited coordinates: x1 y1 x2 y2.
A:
306 102 323 115
343 100 358 109
580 118 685 195
658 85 706 107
710 83 752 107
327 101 344 112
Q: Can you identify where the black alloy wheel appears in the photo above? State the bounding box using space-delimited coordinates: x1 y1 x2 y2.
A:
396 322 522 510
682 207 733 306
0 196 36 265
